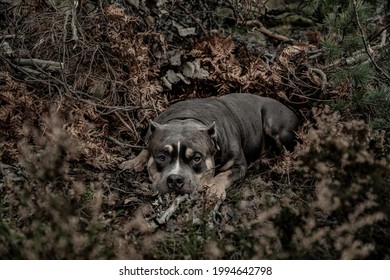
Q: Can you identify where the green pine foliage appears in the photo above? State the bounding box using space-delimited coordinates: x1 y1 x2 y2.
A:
362 85 390 131
309 0 390 133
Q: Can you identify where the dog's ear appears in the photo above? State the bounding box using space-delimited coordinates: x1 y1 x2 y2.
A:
146 120 162 143
206 121 217 140
202 121 219 151
148 120 162 134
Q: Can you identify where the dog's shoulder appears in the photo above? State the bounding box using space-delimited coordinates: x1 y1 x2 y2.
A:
154 97 227 124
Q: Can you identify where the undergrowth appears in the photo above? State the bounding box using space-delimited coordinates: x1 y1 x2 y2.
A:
1 0 389 259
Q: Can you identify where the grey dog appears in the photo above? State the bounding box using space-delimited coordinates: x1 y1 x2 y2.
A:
120 93 299 200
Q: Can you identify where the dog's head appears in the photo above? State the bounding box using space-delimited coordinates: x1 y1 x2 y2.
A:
146 120 218 195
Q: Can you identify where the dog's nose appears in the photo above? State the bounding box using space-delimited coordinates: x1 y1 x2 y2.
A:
167 174 185 190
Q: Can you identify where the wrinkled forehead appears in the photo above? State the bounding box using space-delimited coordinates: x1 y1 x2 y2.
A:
148 123 213 154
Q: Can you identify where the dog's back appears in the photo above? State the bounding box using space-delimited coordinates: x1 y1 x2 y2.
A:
152 93 298 163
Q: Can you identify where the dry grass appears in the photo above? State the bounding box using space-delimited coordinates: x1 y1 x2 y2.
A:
1 1 389 259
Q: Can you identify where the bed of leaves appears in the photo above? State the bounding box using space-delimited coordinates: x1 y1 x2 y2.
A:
1 0 389 259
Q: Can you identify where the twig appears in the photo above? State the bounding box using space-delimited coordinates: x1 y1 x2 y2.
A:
156 195 189 225
1 42 63 72
114 111 136 134
104 136 145 149
309 67 327 91
3 56 142 114
379 29 387 48
308 49 323 60
326 43 385 68
14 65 42 75
0 35 20 40
179 5 208 36
369 23 390 44
353 0 390 82
245 20 297 44
70 7 79 42
96 104 140 115
14 58 64 71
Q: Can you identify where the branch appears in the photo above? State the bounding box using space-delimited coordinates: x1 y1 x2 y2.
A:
14 58 64 71
353 0 390 82
0 35 21 40
104 136 145 149
325 43 385 68
179 4 208 36
244 20 297 44
64 7 79 42
1 41 64 72
155 195 189 225
309 67 327 91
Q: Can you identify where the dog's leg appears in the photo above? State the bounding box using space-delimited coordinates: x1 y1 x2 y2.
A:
206 171 231 201
119 149 149 172
206 164 246 201
263 117 298 151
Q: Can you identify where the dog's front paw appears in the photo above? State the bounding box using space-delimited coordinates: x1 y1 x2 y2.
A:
119 149 149 172
207 185 226 201
119 158 145 172
205 180 227 202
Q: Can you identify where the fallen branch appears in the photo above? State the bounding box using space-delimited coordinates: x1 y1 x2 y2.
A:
14 58 64 71
156 195 189 225
179 4 208 36
309 67 327 91
353 0 390 82
114 111 137 136
104 136 145 149
70 8 79 42
244 20 297 44
369 22 390 45
64 6 79 42
325 42 386 68
0 35 21 40
1 42 64 72
14 65 42 76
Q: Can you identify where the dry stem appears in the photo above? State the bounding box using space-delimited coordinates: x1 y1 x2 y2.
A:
353 0 390 82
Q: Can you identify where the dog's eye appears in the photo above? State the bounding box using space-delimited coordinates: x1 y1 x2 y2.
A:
157 155 166 162
192 155 202 163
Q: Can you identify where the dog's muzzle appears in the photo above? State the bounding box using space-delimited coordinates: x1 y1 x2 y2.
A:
167 174 185 191
157 173 194 195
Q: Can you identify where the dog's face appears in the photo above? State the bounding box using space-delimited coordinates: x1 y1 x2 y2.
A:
146 120 218 195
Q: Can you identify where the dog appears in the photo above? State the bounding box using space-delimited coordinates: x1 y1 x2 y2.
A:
120 93 299 200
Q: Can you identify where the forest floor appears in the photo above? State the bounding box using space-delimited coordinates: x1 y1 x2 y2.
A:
1 0 389 259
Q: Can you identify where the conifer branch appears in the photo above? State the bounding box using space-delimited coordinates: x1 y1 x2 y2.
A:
353 0 390 82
